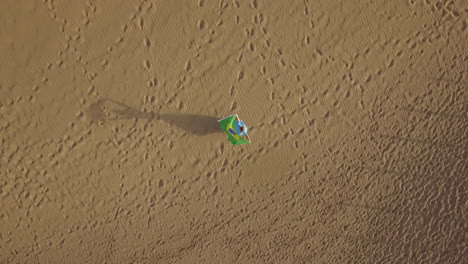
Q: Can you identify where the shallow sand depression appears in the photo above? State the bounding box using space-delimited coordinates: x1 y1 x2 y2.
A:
0 0 467 263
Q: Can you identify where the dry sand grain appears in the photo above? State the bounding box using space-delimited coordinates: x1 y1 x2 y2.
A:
1 0 467 263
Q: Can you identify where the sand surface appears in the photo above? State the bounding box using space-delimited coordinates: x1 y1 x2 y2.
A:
1 0 467 263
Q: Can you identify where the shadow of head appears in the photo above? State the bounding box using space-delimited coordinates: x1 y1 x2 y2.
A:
87 98 222 136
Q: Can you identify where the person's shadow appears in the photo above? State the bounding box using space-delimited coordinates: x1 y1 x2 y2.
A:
87 98 222 136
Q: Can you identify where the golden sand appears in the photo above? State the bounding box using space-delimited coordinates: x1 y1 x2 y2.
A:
1 0 466 263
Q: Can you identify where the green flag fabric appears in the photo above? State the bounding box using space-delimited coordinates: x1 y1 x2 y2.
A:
218 114 250 145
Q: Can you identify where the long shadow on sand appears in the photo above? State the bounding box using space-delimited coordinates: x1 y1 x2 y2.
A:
87 98 222 136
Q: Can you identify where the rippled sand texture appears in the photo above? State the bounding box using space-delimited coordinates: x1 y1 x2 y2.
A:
1 0 467 263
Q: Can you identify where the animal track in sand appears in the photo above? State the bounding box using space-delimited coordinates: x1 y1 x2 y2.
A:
143 38 152 49
198 20 206 30
143 60 151 71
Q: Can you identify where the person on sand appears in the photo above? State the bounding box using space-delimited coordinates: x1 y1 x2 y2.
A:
218 114 251 144
234 117 250 142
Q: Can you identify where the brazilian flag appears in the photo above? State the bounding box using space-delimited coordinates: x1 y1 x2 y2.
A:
218 114 250 145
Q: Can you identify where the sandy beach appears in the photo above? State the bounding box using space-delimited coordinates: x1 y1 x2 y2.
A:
1 0 466 263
